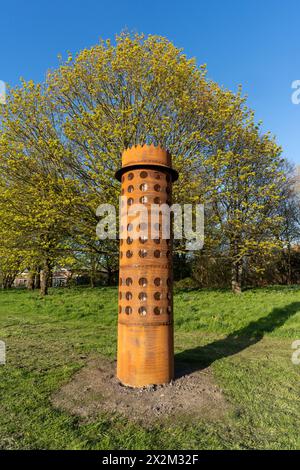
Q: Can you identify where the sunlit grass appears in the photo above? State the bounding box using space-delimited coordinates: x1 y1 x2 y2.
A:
0 286 300 449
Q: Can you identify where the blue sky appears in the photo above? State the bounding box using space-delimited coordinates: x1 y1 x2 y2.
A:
1 0 299 164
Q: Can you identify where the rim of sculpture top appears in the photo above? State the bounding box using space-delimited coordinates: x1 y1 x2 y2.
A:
115 144 179 182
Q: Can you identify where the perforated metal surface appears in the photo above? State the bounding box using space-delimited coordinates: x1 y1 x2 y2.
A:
116 145 177 387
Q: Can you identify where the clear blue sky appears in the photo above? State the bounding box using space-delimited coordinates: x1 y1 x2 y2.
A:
1 0 299 164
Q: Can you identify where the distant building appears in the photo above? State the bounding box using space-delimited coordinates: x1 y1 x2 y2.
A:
14 270 29 287
52 268 74 287
13 266 114 288
14 268 73 288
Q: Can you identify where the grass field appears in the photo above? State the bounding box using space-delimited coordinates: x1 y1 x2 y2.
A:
0 286 300 450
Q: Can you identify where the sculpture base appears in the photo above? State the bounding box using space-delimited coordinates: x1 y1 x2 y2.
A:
117 322 174 388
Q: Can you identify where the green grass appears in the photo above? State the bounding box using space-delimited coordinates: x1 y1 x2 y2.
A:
0 285 300 449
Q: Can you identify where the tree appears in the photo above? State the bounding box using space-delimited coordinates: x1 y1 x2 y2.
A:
47 32 209 197
277 164 300 284
188 87 285 293
0 32 287 295
0 83 82 295
0 250 24 289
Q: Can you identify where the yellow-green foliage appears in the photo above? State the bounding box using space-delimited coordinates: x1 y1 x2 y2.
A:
0 32 285 288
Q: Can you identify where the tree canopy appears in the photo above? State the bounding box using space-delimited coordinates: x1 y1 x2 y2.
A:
0 32 292 294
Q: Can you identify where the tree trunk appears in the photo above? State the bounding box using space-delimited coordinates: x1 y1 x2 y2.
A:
27 271 35 290
40 261 51 296
48 271 53 288
3 274 15 289
90 257 96 288
7 279 14 288
90 272 95 288
231 261 243 294
287 244 292 285
230 236 243 294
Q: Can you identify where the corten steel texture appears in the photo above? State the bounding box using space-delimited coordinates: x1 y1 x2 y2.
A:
115 144 178 387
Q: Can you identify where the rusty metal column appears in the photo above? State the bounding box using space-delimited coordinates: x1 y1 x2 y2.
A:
115 144 178 387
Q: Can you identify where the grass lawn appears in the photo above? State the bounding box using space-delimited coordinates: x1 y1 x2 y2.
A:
0 285 300 450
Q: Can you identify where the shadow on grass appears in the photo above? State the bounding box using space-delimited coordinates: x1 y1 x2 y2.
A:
175 301 300 377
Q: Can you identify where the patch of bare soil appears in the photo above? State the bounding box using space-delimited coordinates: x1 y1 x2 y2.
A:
51 357 229 424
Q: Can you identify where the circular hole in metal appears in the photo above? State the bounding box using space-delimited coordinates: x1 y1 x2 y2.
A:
139 249 147 258
154 197 161 204
128 173 134 180
154 306 162 315
126 292 132 300
167 292 171 300
126 277 133 286
154 239 160 244
139 292 147 301
154 250 161 258
121 188 125 195
139 306 147 316
127 236 133 244
127 223 133 232
154 277 161 286
166 250 171 258
119 306 122 314
139 277 147 287
125 306 132 315
154 172 161 180
128 198 134 205
139 236 148 244
154 184 161 192
119 278 123 286
128 185 134 193
154 292 162 300
139 222 147 231
140 183 148 191
140 171 148 178
126 250 133 258
140 196 148 203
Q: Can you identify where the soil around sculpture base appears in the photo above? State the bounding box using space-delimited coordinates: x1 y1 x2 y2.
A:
51 357 229 424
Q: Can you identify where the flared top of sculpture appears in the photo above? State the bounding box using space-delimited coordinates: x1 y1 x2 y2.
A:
115 143 178 182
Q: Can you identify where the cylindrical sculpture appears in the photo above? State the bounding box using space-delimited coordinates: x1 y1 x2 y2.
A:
115 144 178 387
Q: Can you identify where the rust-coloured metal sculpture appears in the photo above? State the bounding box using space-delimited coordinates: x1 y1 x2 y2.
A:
115 144 178 387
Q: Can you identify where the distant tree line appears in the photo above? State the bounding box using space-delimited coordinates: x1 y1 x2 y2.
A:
0 32 299 295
